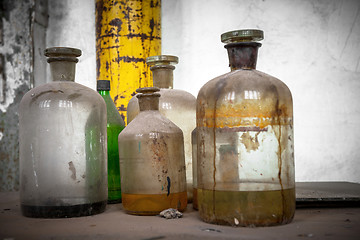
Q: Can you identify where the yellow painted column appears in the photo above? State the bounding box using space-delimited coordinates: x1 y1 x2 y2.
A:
95 0 161 123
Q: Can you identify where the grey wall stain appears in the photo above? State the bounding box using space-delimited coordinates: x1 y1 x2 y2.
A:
0 0 33 191
0 84 29 191
0 0 17 21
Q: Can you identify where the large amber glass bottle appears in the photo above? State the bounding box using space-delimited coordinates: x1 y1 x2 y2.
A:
127 55 196 201
119 87 187 215
196 30 295 226
19 47 108 218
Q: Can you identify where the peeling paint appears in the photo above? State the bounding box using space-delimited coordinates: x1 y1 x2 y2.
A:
108 18 123 31
118 104 126 111
95 0 161 123
113 56 146 64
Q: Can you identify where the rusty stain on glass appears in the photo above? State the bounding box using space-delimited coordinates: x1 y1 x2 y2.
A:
196 29 295 227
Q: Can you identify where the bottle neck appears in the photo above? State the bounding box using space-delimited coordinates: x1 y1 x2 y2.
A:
151 65 175 89
98 90 110 96
49 61 77 82
225 42 261 71
138 95 160 111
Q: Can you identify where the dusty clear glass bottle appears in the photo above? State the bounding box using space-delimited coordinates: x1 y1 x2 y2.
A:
19 47 108 218
119 87 187 215
197 30 295 226
127 55 196 202
97 80 125 203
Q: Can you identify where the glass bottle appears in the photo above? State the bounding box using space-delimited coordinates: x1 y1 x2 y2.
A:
97 80 125 203
196 30 295 227
119 87 187 215
191 128 198 210
127 55 196 202
19 47 108 218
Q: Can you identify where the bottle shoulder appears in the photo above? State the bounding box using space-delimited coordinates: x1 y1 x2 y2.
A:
158 89 196 107
196 69 293 122
119 111 183 137
197 69 292 101
127 89 196 124
158 88 196 99
20 81 105 110
22 81 102 99
101 95 125 126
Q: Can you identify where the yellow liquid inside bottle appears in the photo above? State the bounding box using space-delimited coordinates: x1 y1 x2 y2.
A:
198 188 295 227
122 191 187 215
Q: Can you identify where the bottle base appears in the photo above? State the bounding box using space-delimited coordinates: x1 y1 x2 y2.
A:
21 200 107 218
107 190 122 204
108 188 122 204
198 188 295 227
122 192 187 216
107 198 122 204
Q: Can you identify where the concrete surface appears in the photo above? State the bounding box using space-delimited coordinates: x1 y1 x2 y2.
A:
0 191 359 240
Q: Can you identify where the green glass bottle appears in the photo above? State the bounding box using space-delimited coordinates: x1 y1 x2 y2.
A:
97 80 125 203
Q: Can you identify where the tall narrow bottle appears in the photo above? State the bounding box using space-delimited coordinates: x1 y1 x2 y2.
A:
19 47 108 218
119 87 187 215
196 30 295 226
127 55 196 201
97 80 125 203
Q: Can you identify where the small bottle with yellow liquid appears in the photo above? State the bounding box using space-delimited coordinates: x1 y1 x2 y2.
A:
196 29 295 226
127 55 196 203
118 87 187 215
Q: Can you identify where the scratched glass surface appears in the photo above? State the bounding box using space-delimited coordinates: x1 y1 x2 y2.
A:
127 55 196 202
119 87 187 215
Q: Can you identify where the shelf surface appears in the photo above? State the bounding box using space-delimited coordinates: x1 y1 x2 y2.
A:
296 182 360 208
0 182 359 240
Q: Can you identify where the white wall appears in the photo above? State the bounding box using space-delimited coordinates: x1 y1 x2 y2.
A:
47 0 360 183
162 0 360 184
47 0 96 90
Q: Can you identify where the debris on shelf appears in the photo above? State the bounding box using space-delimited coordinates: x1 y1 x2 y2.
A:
159 208 183 219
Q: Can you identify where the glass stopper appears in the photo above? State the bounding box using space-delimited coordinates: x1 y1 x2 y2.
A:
45 47 82 63
45 47 82 57
136 87 160 94
221 29 264 43
136 87 160 99
146 55 179 66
